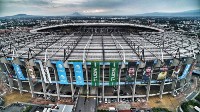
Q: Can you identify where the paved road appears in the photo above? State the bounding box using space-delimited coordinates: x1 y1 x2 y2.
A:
186 92 198 100
75 97 97 112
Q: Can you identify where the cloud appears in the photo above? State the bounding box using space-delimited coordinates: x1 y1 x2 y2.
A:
83 9 108 14
51 0 85 4
0 0 199 16
29 0 49 5
81 0 130 8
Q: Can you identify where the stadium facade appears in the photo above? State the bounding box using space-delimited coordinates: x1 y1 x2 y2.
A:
0 23 199 102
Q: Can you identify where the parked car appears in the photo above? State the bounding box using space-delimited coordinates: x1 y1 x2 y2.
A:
0 97 4 106
105 98 108 104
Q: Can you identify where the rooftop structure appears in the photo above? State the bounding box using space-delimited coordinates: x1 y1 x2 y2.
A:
0 23 199 111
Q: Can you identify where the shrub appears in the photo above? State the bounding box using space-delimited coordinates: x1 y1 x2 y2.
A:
181 100 199 112
22 105 32 112
195 93 200 102
97 110 109 112
152 107 171 112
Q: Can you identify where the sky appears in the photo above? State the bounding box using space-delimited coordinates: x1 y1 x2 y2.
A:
0 0 199 16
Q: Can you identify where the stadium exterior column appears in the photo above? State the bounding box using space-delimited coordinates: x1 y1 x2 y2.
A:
54 68 60 100
117 68 122 102
95 28 97 33
47 60 60 100
26 60 36 98
41 80 47 99
83 62 89 99
102 64 105 102
2 62 14 92
7 76 14 92
171 79 177 96
117 63 125 102
132 66 139 101
180 79 185 92
171 58 181 96
16 78 23 95
68 66 74 100
27 75 35 98
36 64 47 99
159 80 165 99
146 69 153 101
64 62 74 99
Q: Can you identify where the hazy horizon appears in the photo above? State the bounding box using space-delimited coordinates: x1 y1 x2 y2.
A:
0 0 199 17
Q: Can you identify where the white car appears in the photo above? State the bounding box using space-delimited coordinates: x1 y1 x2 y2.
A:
105 98 108 104
99 99 102 103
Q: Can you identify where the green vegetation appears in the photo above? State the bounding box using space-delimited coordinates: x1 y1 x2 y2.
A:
0 97 5 106
152 107 171 112
68 60 122 62
195 93 200 102
197 32 200 38
97 110 109 112
181 100 199 112
22 105 33 112
0 25 6 29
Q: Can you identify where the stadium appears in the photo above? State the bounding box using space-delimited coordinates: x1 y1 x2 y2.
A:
0 23 199 103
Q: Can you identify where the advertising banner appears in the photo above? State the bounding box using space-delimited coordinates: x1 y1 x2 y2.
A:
91 62 100 86
142 61 153 83
142 67 152 82
56 61 68 84
180 64 191 79
126 62 136 82
25 62 37 82
73 62 84 85
171 66 181 80
12 64 26 80
109 62 119 86
157 65 168 80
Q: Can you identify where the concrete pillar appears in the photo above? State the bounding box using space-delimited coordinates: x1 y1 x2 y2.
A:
117 68 122 102
41 78 47 99
146 69 153 101
68 66 74 100
132 65 139 101
83 62 89 99
28 76 35 98
53 68 60 100
63 61 74 100
25 60 36 98
17 79 23 95
7 76 14 92
46 60 60 100
117 63 125 102
171 79 177 96
132 67 138 101
102 65 105 102
95 28 97 33
180 79 185 92
3 64 14 92
159 80 165 99
36 64 47 99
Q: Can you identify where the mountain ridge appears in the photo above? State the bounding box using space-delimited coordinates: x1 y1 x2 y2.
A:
135 9 200 17
1 9 199 18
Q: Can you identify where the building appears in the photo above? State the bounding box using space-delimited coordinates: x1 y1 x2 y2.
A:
0 23 199 104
